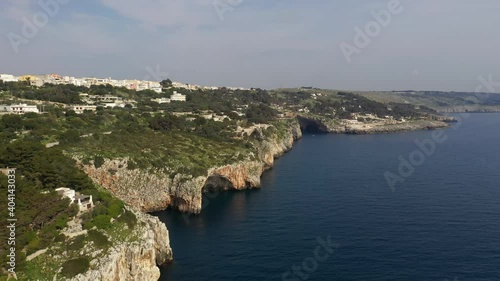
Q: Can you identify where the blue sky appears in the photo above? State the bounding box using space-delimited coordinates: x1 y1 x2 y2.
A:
1 0 500 91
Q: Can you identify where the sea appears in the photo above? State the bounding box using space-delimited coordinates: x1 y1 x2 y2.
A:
153 113 500 281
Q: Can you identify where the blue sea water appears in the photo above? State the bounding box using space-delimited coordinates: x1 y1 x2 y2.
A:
153 113 500 281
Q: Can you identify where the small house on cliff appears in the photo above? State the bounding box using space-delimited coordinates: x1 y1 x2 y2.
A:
55 187 94 212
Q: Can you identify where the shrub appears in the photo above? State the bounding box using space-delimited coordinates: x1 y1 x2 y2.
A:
54 234 66 243
61 257 90 278
97 191 112 203
92 215 112 229
59 129 81 144
126 160 138 170
54 215 69 230
106 199 124 218
93 156 105 168
26 236 40 255
117 209 137 229
83 221 95 230
67 235 86 251
18 231 36 248
88 230 109 248
91 203 108 217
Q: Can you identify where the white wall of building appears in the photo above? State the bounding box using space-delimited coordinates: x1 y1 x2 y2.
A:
0 74 18 82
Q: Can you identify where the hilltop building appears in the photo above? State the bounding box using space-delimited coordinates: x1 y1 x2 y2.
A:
68 105 97 114
0 104 40 114
0 74 18 82
151 98 171 104
170 91 187 102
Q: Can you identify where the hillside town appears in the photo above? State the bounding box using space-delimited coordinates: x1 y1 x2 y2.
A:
0 72 195 115
0 73 248 92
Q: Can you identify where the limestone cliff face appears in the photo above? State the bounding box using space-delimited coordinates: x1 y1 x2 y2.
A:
204 121 302 192
78 120 302 214
79 160 206 213
71 210 172 281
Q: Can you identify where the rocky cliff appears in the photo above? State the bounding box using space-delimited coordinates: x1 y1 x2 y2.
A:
78 120 303 214
298 115 451 134
436 106 500 113
71 210 173 281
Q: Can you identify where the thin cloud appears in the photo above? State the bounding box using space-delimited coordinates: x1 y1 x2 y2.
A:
100 0 218 28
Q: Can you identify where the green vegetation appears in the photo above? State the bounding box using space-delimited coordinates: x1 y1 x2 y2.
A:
270 89 435 120
88 229 110 248
116 209 137 229
61 257 90 278
246 104 277 123
356 90 500 111
0 114 132 277
0 80 459 278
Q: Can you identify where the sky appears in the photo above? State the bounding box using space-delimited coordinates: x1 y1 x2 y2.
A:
1 0 499 91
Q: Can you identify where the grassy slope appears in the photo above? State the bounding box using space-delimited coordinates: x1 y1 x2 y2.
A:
67 130 252 177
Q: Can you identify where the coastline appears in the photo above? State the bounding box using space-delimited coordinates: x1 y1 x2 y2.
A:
73 117 451 281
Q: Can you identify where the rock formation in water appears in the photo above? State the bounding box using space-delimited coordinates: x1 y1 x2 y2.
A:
70 210 172 281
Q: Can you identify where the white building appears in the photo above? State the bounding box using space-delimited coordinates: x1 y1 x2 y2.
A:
170 91 187 102
97 96 121 103
151 98 171 104
68 105 97 114
30 79 44 87
151 86 163 93
0 104 40 114
103 102 125 108
171 82 199 90
0 74 18 82
97 96 126 108
55 187 94 211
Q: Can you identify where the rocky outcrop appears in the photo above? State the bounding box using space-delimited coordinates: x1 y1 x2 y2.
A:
78 120 303 214
297 115 451 134
343 120 450 135
71 210 172 281
436 106 500 113
78 160 207 213
204 121 302 192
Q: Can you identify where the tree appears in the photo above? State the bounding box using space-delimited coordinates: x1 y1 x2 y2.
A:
1 114 24 131
59 129 81 144
245 104 277 123
160 79 172 88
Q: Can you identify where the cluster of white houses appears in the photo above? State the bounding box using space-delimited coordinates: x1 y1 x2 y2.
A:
0 91 187 115
2 73 164 93
1 73 250 92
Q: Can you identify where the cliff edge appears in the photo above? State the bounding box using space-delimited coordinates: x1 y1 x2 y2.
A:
78 120 302 214
70 210 172 281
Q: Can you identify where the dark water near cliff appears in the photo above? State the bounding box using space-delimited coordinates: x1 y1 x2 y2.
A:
153 113 500 281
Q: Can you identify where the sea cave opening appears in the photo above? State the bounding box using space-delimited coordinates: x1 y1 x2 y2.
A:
297 116 328 134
